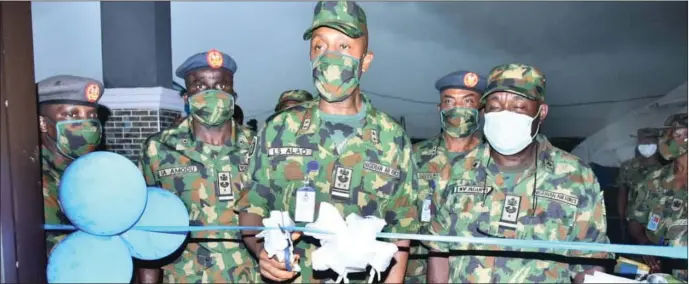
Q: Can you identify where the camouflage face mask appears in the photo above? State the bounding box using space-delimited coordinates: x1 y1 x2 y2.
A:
54 119 102 159
312 51 361 103
440 107 479 138
189 89 235 127
658 129 688 161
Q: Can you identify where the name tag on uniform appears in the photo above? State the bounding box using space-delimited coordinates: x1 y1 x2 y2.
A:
216 172 233 201
647 213 661 232
421 197 432 222
331 166 353 199
363 161 400 178
499 195 521 230
534 189 579 206
450 185 492 195
268 147 313 156
295 186 316 223
417 172 439 180
157 166 198 177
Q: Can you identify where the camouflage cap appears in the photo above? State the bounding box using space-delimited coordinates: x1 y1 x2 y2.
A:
661 112 688 128
37 75 104 106
303 0 367 40
481 63 546 102
275 90 314 111
631 128 660 139
175 49 237 79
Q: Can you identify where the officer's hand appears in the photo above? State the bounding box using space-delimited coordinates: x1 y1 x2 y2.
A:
642 255 662 273
258 249 300 282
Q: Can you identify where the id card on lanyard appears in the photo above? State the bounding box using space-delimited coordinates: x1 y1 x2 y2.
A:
295 161 320 223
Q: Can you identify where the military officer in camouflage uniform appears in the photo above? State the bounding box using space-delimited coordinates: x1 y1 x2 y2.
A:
236 1 418 283
39 75 105 256
616 127 664 241
406 70 486 283
627 113 687 275
136 50 257 283
427 63 611 283
275 89 314 112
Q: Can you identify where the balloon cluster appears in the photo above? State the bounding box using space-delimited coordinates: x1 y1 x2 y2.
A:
46 152 189 283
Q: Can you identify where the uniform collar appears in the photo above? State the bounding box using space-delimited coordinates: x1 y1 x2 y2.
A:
160 117 247 150
298 93 381 136
478 134 557 178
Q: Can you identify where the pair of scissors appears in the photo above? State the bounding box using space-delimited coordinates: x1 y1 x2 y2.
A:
280 214 294 272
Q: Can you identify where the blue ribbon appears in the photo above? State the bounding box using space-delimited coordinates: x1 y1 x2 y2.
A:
44 224 688 259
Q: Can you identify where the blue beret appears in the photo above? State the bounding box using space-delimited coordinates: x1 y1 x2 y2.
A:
175 49 237 79
434 70 486 94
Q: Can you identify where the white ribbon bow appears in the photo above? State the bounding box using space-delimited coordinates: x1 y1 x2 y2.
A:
305 202 398 283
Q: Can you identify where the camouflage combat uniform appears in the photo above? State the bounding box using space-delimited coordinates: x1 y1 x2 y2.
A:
405 135 481 283
43 120 103 253
428 135 611 283
627 164 687 245
138 118 258 283
42 146 72 254
235 95 419 283
617 156 662 213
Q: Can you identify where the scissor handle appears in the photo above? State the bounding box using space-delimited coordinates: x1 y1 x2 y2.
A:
283 247 292 272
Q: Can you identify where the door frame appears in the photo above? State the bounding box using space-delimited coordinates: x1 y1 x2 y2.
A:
0 2 46 282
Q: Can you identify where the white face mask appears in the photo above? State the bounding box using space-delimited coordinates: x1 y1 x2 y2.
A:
483 107 541 156
637 144 657 158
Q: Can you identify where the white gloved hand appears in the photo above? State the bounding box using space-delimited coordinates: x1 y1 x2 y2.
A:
256 211 301 272
305 203 398 283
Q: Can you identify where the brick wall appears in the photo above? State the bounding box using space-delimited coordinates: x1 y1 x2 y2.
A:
104 108 181 162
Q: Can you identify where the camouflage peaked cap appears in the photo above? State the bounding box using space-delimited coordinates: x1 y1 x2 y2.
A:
275 90 314 111
662 113 688 128
632 128 660 139
481 63 546 102
303 0 367 40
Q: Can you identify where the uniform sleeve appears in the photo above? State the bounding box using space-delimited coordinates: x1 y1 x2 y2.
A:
382 134 419 235
569 169 612 274
233 122 272 218
615 163 628 188
137 137 158 186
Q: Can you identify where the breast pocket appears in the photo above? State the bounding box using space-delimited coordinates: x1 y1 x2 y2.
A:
446 183 486 224
528 192 579 242
265 161 307 214
358 161 400 211
156 164 204 197
445 182 487 250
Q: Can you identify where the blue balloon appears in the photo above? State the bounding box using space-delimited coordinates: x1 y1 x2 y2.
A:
59 151 147 236
47 231 133 283
121 187 189 260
